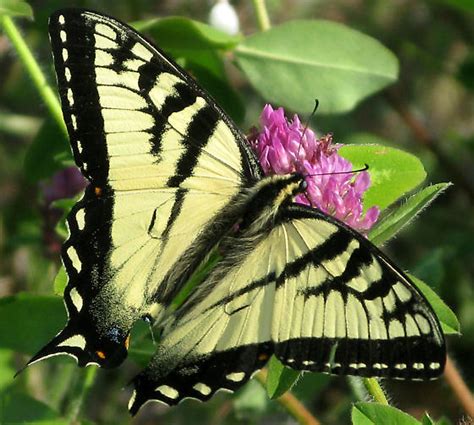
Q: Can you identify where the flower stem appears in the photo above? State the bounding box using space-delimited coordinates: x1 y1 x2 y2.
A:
255 369 321 425
66 366 97 423
363 377 389 405
444 355 474 418
251 0 271 31
0 15 67 137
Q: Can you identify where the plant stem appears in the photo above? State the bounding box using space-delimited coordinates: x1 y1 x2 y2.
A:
0 15 67 137
363 377 389 405
251 0 271 31
255 369 321 425
67 366 97 424
444 355 474 418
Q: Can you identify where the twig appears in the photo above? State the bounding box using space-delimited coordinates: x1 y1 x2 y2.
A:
384 89 474 200
251 0 271 31
0 15 67 137
444 355 474 419
255 369 321 425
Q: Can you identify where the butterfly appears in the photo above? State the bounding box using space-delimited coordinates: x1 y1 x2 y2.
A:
27 8 446 414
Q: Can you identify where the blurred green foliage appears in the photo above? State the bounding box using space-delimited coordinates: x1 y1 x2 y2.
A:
0 0 473 424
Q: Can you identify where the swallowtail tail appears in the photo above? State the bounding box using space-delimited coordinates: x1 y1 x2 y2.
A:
28 8 446 414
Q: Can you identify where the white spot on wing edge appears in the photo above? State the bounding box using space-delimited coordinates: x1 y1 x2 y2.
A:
62 49 68 62
58 15 65 25
65 67 72 82
128 390 137 411
75 209 85 230
349 363 367 369
57 334 86 349
226 372 245 382
155 385 179 400
60 30 67 42
193 382 211 396
67 246 81 272
67 88 74 106
429 362 441 370
413 363 425 370
69 287 83 312
395 363 407 370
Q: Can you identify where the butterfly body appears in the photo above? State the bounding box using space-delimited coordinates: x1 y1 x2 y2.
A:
28 8 446 414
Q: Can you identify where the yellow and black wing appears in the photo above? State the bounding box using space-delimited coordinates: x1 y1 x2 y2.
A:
28 9 261 368
129 203 445 412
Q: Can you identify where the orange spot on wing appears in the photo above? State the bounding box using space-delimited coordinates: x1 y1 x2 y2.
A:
94 187 102 197
258 353 269 361
96 350 106 360
125 334 130 350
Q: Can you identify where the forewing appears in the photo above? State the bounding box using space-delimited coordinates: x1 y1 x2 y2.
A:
29 9 260 368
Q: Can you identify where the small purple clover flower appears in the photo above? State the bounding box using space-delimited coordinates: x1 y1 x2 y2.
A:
247 104 380 233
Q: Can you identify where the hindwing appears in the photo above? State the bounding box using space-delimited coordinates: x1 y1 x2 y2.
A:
129 203 445 412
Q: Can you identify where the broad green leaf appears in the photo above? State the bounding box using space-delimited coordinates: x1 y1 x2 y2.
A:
132 16 241 51
0 391 67 424
172 50 245 123
265 355 300 399
339 144 426 211
352 402 420 425
24 118 71 182
235 20 398 114
368 183 451 245
53 266 67 295
234 379 269 418
409 274 460 335
0 293 65 354
0 0 33 18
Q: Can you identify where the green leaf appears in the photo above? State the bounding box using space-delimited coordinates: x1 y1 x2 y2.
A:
132 16 241 51
368 183 451 245
265 355 300 399
339 144 426 211
233 379 269 418
352 402 421 425
0 293 65 355
24 118 72 183
235 20 398 114
0 391 67 424
173 50 244 123
0 0 33 18
409 274 461 335
53 266 67 296
52 196 79 240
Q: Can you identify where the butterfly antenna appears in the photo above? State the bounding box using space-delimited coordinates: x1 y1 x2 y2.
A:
297 99 320 159
305 163 369 178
